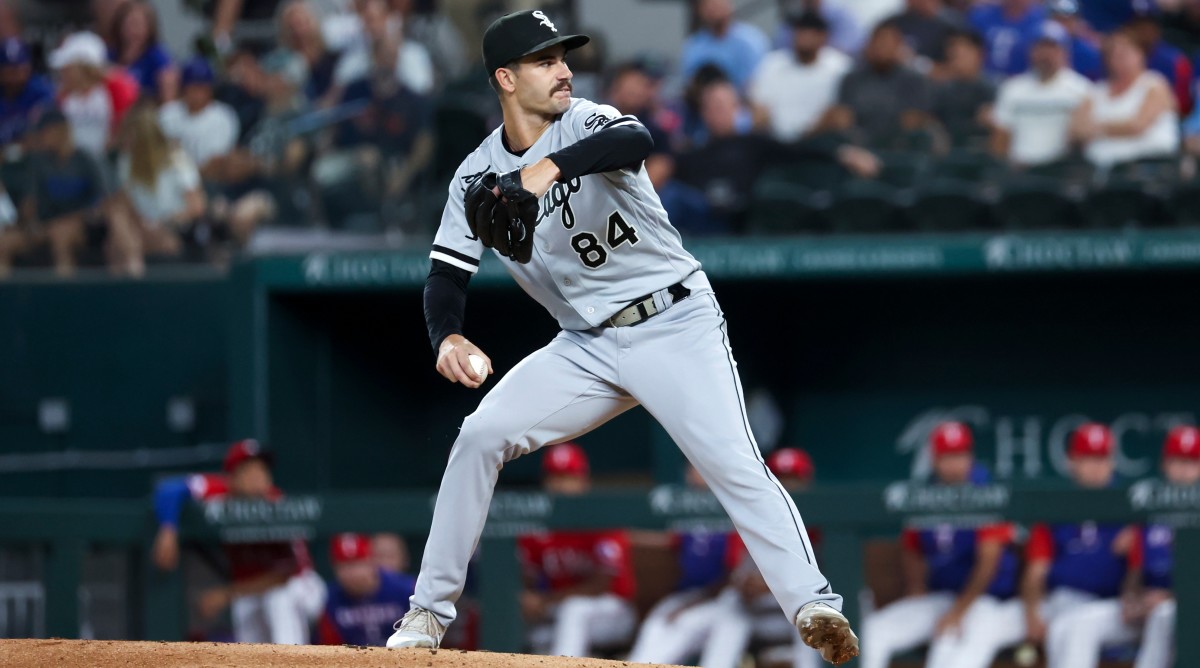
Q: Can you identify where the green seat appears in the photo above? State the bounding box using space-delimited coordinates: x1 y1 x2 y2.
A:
994 176 1082 230
1169 182 1200 226
746 179 825 235
1085 179 1164 229
827 180 901 234
930 149 1005 183
1109 157 1181 186
905 178 990 232
764 158 848 192
874 151 929 189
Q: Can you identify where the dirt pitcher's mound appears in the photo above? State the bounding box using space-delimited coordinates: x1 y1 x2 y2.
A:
0 639 671 668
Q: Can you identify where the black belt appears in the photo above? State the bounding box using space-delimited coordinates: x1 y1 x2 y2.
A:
605 283 691 327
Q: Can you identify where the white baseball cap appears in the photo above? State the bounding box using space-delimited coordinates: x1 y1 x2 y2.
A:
48 32 107 69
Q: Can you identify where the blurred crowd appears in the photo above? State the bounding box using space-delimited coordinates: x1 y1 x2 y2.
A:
152 422 1200 668
2 0 1200 276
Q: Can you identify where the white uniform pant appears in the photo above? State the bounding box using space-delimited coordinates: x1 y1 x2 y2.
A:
698 588 822 668
230 569 327 644
1135 598 1175 668
527 593 637 657
412 293 836 629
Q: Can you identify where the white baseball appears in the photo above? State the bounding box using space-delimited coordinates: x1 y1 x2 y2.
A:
468 354 489 381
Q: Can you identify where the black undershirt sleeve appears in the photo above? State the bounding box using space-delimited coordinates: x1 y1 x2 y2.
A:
547 121 654 182
424 259 472 353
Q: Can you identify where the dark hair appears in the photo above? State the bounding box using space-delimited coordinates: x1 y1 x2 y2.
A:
488 61 514 94
946 29 985 51
111 0 160 61
871 17 904 39
787 10 829 32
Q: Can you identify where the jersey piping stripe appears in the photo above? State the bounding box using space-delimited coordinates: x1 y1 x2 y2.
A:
706 294 823 579
605 116 643 130
430 245 480 274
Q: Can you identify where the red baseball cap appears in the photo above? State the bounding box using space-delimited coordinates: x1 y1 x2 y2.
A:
330 533 372 564
222 439 272 473
930 421 973 457
1069 423 1113 458
767 448 814 480
1164 425 1200 460
543 442 589 476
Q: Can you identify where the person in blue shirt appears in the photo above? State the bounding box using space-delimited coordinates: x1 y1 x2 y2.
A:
968 0 1047 77
1128 14 1194 114
681 0 769 92
319 533 416 647
1080 0 1153 34
1047 0 1104 80
108 0 178 102
860 422 1019 668
0 38 54 151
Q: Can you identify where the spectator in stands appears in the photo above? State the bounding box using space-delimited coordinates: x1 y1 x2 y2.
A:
1080 0 1147 34
964 424 1139 668
0 38 54 153
767 447 814 492
264 0 341 107
161 58 272 246
678 78 877 233
816 19 934 150
212 0 286 55
680 0 770 92
335 0 435 97
1046 0 1104 81
315 31 434 226
389 0 468 88
775 0 865 56
109 106 205 276
1127 14 1194 115
991 22 1090 168
109 1 177 103
749 11 851 143
0 179 21 277
519 443 638 657
887 0 964 64
51 31 140 159
931 30 996 148
605 60 678 190
0 0 18 41
1070 29 1179 170
628 464 738 666
371 532 410 574
318 533 415 646
92 0 124 49
152 439 327 644
21 111 112 277
968 0 1047 77
860 422 1019 668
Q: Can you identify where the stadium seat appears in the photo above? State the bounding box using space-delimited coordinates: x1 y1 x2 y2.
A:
994 176 1083 230
1084 178 1166 229
929 149 1005 183
905 178 990 232
826 179 901 234
745 179 826 235
874 151 929 189
1168 181 1200 226
1109 157 1182 186
1024 158 1094 186
767 158 848 192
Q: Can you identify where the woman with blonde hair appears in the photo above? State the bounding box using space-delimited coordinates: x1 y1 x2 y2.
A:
110 104 206 276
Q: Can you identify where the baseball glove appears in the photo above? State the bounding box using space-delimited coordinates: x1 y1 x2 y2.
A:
464 169 539 264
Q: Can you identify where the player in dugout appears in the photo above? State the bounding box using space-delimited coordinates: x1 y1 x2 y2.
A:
151 439 327 644
518 442 638 657
318 532 415 646
860 421 1019 668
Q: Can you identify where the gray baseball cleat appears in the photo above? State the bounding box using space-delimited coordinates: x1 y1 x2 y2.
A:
386 606 446 649
796 601 860 665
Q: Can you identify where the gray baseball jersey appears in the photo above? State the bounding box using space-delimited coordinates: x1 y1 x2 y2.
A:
408 97 843 650
430 98 706 329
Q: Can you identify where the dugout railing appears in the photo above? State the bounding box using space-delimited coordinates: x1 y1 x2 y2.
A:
2 483 1199 665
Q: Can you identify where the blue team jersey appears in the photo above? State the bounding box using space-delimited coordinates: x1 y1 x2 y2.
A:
676 531 731 591
324 569 415 646
1070 37 1104 81
1032 522 1130 598
110 44 172 98
905 524 1019 598
968 4 1047 76
1080 0 1147 33
1142 524 1173 590
0 75 54 145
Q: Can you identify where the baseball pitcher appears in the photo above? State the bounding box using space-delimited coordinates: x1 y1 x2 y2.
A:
386 9 857 664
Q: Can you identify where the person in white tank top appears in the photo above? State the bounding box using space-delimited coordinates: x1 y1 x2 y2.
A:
1070 30 1179 169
